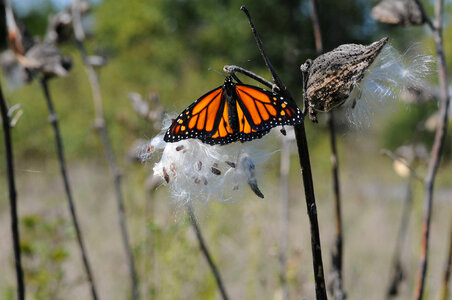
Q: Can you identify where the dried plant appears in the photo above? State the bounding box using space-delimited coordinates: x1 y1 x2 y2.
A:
0 76 25 300
306 1 345 298
372 0 451 299
69 1 140 299
4 3 100 299
301 37 388 122
371 0 425 26
223 6 329 299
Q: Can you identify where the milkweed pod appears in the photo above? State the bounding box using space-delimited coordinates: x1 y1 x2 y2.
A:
371 0 425 26
301 37 388 119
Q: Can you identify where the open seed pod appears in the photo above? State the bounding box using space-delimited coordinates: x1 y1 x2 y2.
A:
371 0 424 26
301 37 388 121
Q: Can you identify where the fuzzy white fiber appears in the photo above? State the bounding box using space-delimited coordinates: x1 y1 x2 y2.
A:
142 116 275 205
345 44 435 127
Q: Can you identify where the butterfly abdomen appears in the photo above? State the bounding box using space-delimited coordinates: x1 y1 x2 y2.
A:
224 82 240 133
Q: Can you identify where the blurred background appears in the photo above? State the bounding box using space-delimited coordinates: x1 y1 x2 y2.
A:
0 0 451 299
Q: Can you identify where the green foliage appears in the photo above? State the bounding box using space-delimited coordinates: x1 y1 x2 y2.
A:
19 214 71 300
381 102 437 150
134 216 217 299
0 0 377 163
94 0 374 107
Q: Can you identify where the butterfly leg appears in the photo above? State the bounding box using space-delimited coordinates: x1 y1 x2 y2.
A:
223 65 274 89
280 125 287 136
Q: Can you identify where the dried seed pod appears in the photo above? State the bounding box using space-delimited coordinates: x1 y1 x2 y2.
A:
162 167 170 183
371 0 424 26
170 162 177 177
301 37 388 121
225 161 236 168
211 167 221 175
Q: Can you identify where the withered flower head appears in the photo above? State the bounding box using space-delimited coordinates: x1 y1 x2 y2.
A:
23 42 72 79
301 37 388 121
4 2 72 82
371 0 424 26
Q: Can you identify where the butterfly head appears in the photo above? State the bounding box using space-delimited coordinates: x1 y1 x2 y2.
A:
223 76 236 97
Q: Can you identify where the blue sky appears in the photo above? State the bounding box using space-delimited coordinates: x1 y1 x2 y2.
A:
11 0 101 16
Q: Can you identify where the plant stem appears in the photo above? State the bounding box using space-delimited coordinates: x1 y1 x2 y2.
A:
413 0 450 299
293 122 328 300
186 204 229 300
0 79 25 300
327 112 345 300
239 6 327 299
386 177 413 299
40 78 99 300
307 0 344 298
279 137 291 300
439 208 452 300
71 2 139 299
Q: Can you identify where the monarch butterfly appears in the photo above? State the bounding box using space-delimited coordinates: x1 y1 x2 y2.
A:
164 76 302 145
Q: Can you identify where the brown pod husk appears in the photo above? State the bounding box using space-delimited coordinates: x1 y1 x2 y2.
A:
302 37 388 116
371 0 424 26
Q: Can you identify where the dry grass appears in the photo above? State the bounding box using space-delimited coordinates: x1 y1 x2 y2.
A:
0 134 451 299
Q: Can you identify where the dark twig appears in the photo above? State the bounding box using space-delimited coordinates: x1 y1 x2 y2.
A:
385 177 413 299
327 113 345 300
186 204 229 300
240 7 286 92
413 1 450 299
307 0 345 298
238 6 327 299
413 0 434 30
40 78 99 300
412 0 450 298
71 2 139 299
439 208 452 300
0 79 25 300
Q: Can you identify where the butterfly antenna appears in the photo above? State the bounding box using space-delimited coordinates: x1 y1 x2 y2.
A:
208 68 226 78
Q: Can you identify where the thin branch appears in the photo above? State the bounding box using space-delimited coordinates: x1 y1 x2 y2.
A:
40 78 99 300
240 6 286 92
0 77 25 300
307 0 345 298
380 149 423 182
71 2 139 299
414 0 451 299
239 6 327 299
413 0 435 30
327 113 345 300
279 137 291 300
308 0 323 54
186 204 229 300
439 208 452 300
385 177 413 299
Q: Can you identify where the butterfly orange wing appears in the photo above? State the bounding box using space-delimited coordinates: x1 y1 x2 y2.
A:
164 86 236 144
164 80 302 145
234 84 302 142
